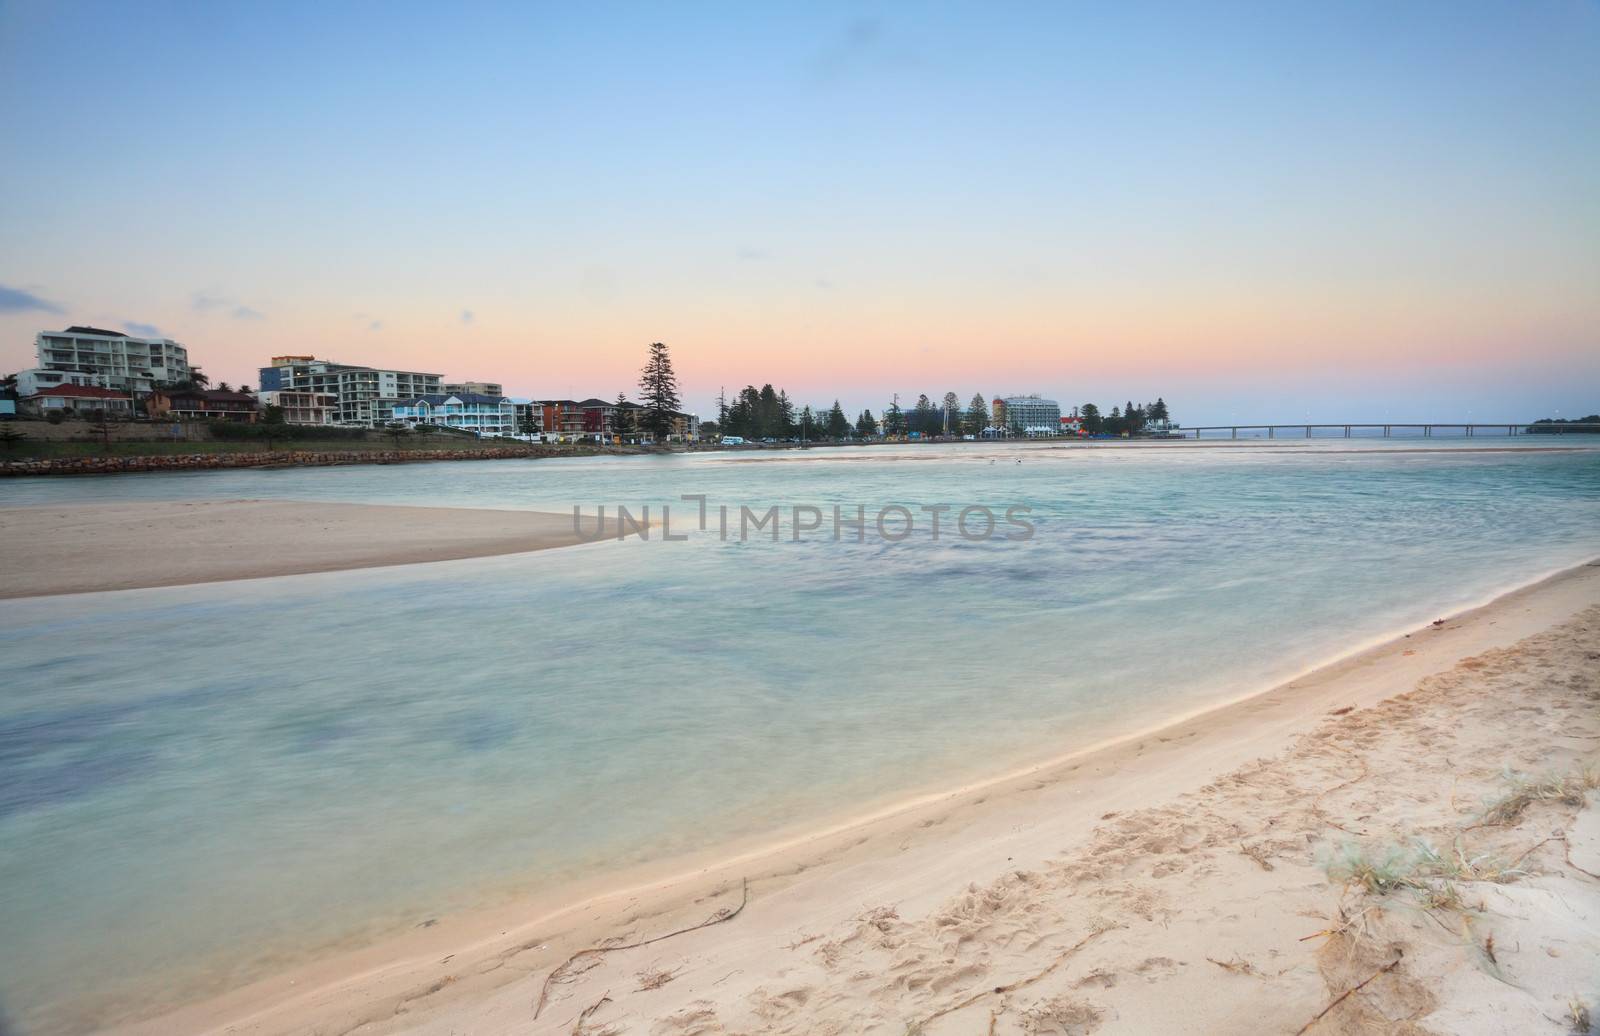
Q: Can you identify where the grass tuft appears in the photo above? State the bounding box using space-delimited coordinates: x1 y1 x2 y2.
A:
1478 767 1599 828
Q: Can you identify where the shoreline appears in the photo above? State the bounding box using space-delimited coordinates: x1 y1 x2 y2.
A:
2 436 1591 480
100 556 1600 1036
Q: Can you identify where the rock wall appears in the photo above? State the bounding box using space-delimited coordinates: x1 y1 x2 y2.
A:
0 446 573 477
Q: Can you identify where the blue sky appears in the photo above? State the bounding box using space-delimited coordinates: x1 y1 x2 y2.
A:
1 0 1597 422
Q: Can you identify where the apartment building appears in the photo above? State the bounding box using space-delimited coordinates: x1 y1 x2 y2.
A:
14 368 106 397
993 395 1062 437
538 400 588 439
443 381 504 396
35 326 191 392
259 355 442 426
259 389 338 425
392 393 516 436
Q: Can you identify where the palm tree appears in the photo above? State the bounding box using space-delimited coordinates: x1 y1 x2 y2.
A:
188 368 211 390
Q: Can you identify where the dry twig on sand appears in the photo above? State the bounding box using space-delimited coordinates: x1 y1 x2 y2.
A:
1293 956 1401 1035
915 924 1117 1028
571 991 612 1035
533 879 750 1019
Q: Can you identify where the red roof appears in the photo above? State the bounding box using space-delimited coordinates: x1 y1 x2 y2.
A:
26 384 131 400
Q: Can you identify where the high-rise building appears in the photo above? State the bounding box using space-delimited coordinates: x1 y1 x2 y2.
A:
35 326 191 393
994 395 1062 436
258 355 442 426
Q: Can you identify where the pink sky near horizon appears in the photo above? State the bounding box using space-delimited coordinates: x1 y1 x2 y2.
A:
3 1 1597 424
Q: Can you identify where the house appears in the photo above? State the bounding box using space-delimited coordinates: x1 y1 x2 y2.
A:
20 384 134 416
392 393 517 437
146 388 260 423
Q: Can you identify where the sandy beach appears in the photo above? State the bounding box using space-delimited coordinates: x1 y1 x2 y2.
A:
89 559 1600 1036
0 500 626 598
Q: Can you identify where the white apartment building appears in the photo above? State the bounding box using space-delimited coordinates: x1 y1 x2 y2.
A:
259 389 338 425
35 326 191 392
14 367 106 397
994 395 1063 437
392 393 517 436
258 355 442 426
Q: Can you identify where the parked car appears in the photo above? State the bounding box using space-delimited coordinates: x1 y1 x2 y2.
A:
721 435 746 445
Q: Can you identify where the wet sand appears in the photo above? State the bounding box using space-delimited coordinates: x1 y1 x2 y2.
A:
0 500 620 598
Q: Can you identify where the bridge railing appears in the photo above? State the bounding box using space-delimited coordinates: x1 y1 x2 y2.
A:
1177 422 1600 440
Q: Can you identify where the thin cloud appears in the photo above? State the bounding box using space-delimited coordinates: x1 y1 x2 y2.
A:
0 283 65 314
192 291 265 320
369 320 383 331
124 321 163 336
461 309 475 324
809 17 924 83
737 246 771 261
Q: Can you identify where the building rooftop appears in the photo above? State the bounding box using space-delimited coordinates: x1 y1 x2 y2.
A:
400 393 509 406
26 384 131 400
58 325 130 338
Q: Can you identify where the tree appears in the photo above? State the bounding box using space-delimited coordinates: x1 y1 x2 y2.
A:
188 368 210 389
797 404 817 441
966 393 989 435
0 424 26 452
518 405 541 436
1080 403 1102 434
911 394 937 435
826 400 849 439
882 401 906 436
261 404 286 425
413 422 437 444
383 421 410 448
941 392 961 435
775 389 795 438
86 408 113 451
613 393 632 442
855 409 879 437
637 341 682 442
217 381 233 392
1149 397 1169 422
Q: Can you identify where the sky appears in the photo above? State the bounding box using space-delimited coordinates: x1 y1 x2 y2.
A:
1 0 1597 424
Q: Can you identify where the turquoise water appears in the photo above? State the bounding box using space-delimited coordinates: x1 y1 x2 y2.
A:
2 441 1598 1033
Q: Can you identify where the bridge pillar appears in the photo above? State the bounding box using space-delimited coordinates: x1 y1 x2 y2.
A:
1231 427 1237 439
1268 426 1274 439
1305 425 1311 438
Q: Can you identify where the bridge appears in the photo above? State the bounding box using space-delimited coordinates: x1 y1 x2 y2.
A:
1180 422 1600 440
